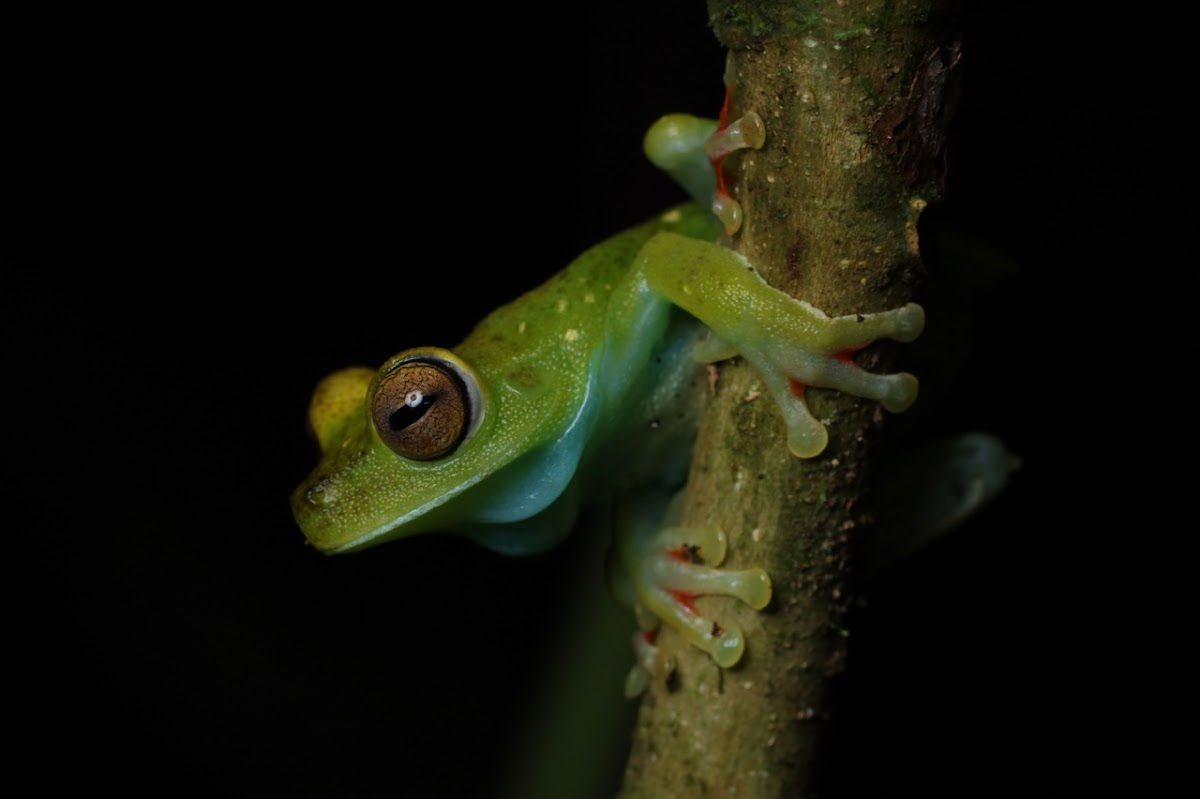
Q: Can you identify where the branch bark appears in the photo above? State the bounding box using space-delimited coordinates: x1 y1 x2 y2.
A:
619 2 958 795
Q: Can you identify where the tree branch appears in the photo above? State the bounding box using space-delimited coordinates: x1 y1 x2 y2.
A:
620 2 958 795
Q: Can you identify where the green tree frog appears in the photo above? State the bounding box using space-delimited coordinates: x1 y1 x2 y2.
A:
291 105 924 691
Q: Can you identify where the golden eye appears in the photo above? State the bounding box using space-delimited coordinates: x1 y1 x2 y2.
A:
371 355 477 461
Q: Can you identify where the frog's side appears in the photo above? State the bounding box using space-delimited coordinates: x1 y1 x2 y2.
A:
292 109 924 689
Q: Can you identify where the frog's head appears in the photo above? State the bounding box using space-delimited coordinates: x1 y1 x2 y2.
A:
291 346 572 554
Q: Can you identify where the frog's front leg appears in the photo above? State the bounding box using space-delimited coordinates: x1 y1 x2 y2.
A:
639 232 924 458
607 488 771 696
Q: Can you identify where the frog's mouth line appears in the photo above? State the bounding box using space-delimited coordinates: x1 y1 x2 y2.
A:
319 471 491 555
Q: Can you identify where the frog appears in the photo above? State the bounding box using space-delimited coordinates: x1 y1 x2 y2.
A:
291 102 925 692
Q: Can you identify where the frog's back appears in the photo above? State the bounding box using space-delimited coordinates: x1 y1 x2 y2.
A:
454 202 719 379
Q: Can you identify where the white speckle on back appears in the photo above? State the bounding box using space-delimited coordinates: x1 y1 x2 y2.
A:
660 208 682 223
563 329 580 342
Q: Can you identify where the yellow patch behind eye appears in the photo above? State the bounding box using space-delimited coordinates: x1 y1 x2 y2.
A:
308 367 375 452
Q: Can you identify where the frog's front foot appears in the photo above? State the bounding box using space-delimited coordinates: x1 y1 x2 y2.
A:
608 490 772 696
639 232 925 458
698 300 925 458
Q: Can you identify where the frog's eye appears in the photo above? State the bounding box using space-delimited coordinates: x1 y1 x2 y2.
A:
371 352 482 461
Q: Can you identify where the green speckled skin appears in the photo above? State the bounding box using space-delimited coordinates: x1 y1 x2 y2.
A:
291 111 925 675
292 204 721 554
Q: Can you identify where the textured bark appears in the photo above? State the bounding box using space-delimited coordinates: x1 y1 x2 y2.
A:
619 2 958 796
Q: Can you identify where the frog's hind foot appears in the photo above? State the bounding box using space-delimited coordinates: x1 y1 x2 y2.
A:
704 109 765 236
643 107 765 237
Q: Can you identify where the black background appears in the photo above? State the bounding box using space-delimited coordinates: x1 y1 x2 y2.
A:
10 4 1170 797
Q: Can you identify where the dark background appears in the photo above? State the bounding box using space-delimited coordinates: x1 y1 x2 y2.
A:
10 4 1167 797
